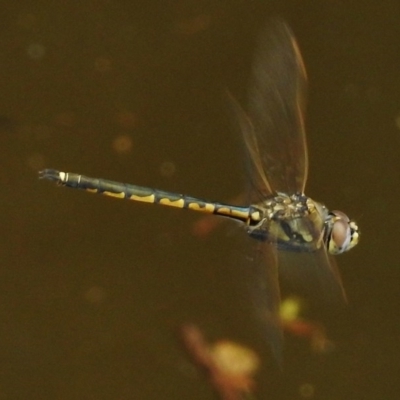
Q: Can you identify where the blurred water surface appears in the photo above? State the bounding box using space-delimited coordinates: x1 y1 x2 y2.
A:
0 1 399 399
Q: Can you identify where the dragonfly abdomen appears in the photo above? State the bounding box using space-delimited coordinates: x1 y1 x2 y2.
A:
39 169 257 223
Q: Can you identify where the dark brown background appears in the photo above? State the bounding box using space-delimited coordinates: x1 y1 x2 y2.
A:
1 1 399 399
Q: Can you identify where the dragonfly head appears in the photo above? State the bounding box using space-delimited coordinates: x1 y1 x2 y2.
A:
325 210 359 255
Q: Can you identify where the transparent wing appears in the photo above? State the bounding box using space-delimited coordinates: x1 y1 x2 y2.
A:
224 21 309 359
278 247 347 305
244 18 308 197
232 227 283 363
221 20 338 361
242 21 347 305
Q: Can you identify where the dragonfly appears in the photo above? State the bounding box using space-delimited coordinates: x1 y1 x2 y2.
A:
39 19 359 361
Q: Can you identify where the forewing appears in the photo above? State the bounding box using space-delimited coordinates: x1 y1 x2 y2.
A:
278 246 347 306
246 19 308 195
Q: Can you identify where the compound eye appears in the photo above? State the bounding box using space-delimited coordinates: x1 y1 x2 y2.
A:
327 211 359 254
327 211 354 254
330 219 351 254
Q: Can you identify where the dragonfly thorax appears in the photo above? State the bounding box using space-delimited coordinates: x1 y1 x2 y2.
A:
258 192 314 221
247 194 359 255
247 193 323 252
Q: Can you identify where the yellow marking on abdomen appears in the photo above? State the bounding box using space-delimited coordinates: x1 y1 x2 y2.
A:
130 194 156 203
188 202 215 213
104 191 125 199
159 198 185 208
227 209 250 220
217 207 232 216
86 188 98 194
